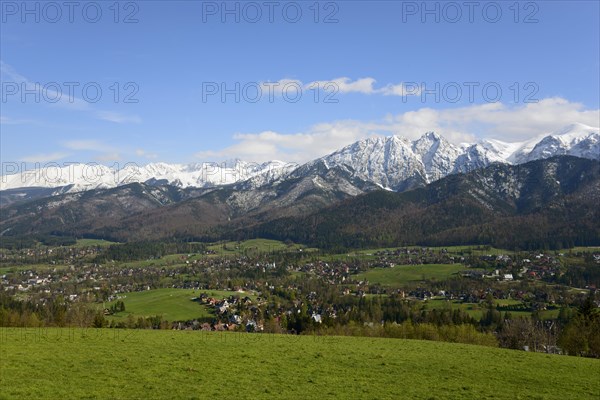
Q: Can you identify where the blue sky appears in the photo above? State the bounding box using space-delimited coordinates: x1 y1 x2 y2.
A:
1 0 599 166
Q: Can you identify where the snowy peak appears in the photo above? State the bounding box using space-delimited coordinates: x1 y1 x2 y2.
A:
319 134 425 191
529 123 599 160
315 124 599 191
554 122 598 137
321 132 463 190
0 160 292 193
413 132 462 181
1 124 598 194
509 123 599 164
413 131 442 146
477 139 524 162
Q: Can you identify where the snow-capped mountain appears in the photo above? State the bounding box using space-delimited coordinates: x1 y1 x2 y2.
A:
0 160 290 193
1 123 598 194
312 123 599 191
316 132 462 191
507 123 600 164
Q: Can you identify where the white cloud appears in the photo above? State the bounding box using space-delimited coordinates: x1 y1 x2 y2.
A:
0 116 37 125
194 97 599 163
61 140 122 162
1 61 141 124
135 149 158 159
380 82 422 97
62 140 115 152
20 152 70 163
308 77 378 94
96 111 142 124
395 98 600 142
60 140 155 162
1 60 90 112
95 152 122 162
259 77 420 97
0 60 28 83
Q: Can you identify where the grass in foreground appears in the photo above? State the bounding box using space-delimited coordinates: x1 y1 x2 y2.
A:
1 328 598 399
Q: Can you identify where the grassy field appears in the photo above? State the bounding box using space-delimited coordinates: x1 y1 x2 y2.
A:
355 264 469 286
1 328 598 399
118 253 197 269
323 246 515 262
562 246 600 253
424 299 560 320
107 288 255 322
74 238 117 248
0 263 69 275
205 238 317 257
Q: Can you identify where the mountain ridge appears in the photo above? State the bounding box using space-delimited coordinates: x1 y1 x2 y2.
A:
0 156 598 250
245 156 600 250
2 123 598 196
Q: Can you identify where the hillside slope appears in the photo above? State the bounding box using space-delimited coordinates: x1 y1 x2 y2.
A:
1 328 598 399
248 156 600 250
1 156 598 247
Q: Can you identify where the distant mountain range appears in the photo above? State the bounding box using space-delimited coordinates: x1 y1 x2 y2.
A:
0 123 598 249
1 123 598 197
1 156 598 250
318 123 599 191
248 156 600 250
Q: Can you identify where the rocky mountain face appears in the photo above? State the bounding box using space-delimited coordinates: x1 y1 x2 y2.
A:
316 123 599 191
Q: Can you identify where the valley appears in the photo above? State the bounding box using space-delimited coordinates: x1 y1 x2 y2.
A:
3 2 599 398
1 128 599 399
1 239 598 353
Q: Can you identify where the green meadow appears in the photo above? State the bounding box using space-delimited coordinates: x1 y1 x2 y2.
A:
206 238 310 256
74 238 117 248
355 264 469 286
1 328 598 399
424 299 561 320
106 288 255 322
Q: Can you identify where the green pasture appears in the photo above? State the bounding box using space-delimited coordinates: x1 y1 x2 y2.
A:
1 328 598 399
354 264 470 286
106 288 255 322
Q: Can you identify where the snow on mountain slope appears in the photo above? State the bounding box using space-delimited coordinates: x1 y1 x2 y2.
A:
318 132 473 191
508 123 599 163
318 135 423 190
0 160 290 192
0 163 117 192
477 139 525 162
313 123 599 191
1 123 598 194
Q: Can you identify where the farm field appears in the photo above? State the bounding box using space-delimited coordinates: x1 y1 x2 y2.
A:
74 238 117 248
332 245 514 258
118 254 198 269
424 299 561 320
206 239 312 256
354 264 470 286
1 328 598 399
330 244 599 259
107 288 255 322
0 263 57 275
111 239 312 268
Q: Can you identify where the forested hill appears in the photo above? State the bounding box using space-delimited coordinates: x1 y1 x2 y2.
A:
245 156 600 250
